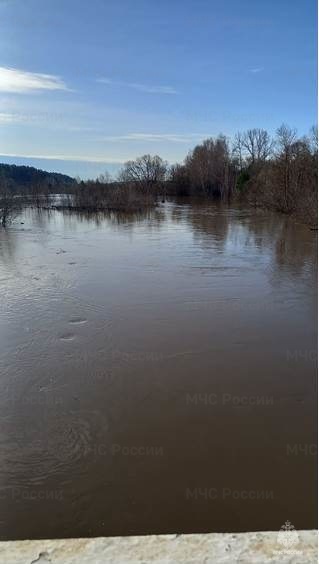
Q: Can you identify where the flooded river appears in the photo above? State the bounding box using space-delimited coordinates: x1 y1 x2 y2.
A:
0 201 317 539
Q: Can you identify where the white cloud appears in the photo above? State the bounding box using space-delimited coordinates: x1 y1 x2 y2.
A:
100 133 212 143
249 67 264 73
0 151 124 163
0 67 68 93
97 78 177 95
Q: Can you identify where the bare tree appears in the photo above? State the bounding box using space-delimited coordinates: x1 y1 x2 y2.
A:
232 132 245 170
309 125 318 155
182 136 235 199
242 128 273 163
0 182 21 226
119 155 168 193
276 124 297 155
275 124 297 211
170 164 190 196
97 171 112 184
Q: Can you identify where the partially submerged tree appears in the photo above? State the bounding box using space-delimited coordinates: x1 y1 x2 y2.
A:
178 136 236 200
169 164 190 196
0 180 22 226
119 154 168 193
0 124 316 225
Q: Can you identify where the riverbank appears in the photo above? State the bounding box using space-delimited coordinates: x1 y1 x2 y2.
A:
0 531 317 563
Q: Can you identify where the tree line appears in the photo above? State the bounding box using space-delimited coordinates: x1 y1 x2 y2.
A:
169 124 317 225
98 123 317 224
0 123 317 226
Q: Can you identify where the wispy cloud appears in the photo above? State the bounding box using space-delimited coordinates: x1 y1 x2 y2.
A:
100 133 212 143
249 67 264 73
0 151 124 163
97 78 177 95
0 67 69 93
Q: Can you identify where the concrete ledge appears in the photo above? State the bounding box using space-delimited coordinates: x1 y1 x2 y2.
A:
0 531 317 563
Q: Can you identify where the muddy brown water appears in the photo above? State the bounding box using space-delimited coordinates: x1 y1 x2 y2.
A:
0 201 317 540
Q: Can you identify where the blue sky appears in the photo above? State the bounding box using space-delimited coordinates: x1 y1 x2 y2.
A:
0 0 317 178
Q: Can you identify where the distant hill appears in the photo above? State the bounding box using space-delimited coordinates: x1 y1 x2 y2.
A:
0 163 75 190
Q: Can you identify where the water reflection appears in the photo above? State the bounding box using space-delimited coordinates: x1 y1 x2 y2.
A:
0 202 315 279
0 199 316 539
59 207 162 227
0 229 17 264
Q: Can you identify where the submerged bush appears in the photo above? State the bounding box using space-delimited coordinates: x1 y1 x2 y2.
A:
0 185 22 227
69 182 156 212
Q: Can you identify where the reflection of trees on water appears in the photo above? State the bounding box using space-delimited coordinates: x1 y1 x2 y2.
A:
0 228 17 263
243 212 316 280
175 199 231 252
0 201 315 285
170 200 316 282
274 221 316 276
31 208 54 229
57 207 166 233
